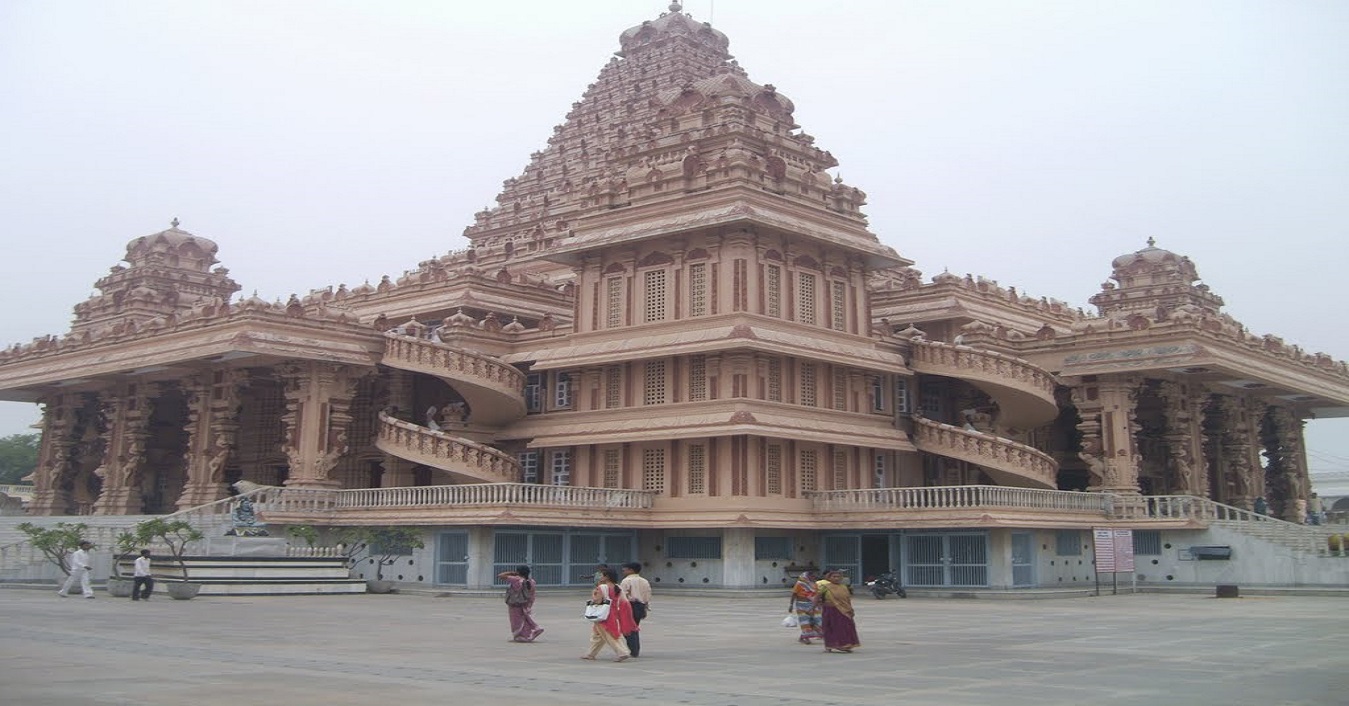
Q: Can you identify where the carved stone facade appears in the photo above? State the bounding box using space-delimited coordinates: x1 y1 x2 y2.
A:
1 5 1344 538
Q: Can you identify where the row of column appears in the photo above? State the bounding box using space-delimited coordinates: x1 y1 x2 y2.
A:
28 361 370 516
1068 374 1311 520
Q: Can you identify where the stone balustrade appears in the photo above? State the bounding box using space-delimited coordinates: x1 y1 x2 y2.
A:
375 412 521 483
257 482 656 514
807 484 1113 513
911 417 1058 488
382 333 525 396
908 339 1058 413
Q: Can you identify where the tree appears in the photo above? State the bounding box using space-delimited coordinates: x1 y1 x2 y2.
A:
131 518 203 581
16 521 88 575
0 433 39 485
337 526 425 581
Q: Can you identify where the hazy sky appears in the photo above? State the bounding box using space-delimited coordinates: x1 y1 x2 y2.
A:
2 1 1346 475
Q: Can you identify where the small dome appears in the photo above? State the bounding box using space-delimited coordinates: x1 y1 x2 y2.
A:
124 219 221 271
618 4 729 57
1110 237 1188 272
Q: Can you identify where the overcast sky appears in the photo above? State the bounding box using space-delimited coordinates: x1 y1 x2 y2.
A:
2 1 1346 476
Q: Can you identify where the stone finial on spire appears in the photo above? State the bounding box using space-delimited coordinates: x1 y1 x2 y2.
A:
1146 236 1156 247
171 217 180 228
669 2 683 12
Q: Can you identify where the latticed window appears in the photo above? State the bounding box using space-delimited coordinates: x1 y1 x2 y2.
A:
832 450 848 490
920 384 942 418
605 276 623 328
519 451 540 484
689 355 707 402
833 369 847 410
525 373 543 414
644 269 667 323
766 264 782 317
604 366 622 409
644 360 667 405
766 359 782 402
603 448 621 489
734 259 748 311
797 272 817 325
554 372 572 409
831 280 846 330
1056 530 1082 556
1133 530 1162 556
766 444 782 495
895 378 911 414
799 449 818 492
755 536 792 560
687 444 706 494
874 453 887 488
800 363 817 407
642 448 666 492
870 376 884 412
550 449 571 486
689 263 708 317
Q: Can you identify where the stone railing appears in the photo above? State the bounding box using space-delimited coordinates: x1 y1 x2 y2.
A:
375 412 521 483
256 482 656 515
0 484 34 501
807 484 1113 514
382 332 525 397
911 417 1058 488
908 339 1057 406
1113 495 1334 555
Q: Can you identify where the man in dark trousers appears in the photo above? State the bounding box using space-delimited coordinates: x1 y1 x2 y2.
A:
619 562 651 657
132 549 154 601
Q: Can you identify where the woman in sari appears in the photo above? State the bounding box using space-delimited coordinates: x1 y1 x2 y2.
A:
580 566 634 662
789 570 822 644
498 565 543 643
815 570 860 653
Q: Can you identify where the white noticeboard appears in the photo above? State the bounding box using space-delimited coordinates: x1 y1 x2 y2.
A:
1093 528 1117 572
1093 527 1136 595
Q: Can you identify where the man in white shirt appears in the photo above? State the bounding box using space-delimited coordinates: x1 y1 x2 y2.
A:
57 540 95 598
619 562 652 657
132 549 154 601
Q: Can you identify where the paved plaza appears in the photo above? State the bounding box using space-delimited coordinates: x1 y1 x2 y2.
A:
1 587 1346 706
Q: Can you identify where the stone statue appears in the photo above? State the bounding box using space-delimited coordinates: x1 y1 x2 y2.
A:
225 493 269 537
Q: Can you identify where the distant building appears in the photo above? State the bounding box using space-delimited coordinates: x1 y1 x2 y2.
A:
1 5 1346 589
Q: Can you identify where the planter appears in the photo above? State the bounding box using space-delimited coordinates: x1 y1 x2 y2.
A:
165 581 202 601
365 579 397 594
106 577 134 598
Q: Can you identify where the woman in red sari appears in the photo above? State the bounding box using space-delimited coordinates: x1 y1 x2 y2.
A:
815 570 860 653
580 566 635 662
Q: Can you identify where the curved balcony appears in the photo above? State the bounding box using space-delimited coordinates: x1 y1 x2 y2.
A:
909 340 1059 429
381 333 526 426
375 412 521 484
911 416 1058 489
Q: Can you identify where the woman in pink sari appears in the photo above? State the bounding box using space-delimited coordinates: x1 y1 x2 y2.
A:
499 565 543 642
815 570 860 653
580 566 635 662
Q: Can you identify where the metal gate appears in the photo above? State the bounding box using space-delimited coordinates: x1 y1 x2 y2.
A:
1011 532 1036 587
822 535 862 585
904 532 988 587
569 533 634 584
435 531 469 585
493 531 565 585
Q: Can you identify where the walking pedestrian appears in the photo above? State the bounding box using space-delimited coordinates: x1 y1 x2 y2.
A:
815 569 860 653
132 549 154 601
790 570 822 644
580 566 633 662
619 562 651 657
499 565 543 642
57 540 95 598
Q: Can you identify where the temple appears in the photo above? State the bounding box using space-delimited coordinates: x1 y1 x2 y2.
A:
2 4 1347 591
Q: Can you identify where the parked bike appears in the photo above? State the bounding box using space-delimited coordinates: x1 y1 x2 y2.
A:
866 570 906 599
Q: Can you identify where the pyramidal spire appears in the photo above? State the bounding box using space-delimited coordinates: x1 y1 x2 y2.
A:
464 7 871 252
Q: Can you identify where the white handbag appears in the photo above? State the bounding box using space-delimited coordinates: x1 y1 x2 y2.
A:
584 600 611 621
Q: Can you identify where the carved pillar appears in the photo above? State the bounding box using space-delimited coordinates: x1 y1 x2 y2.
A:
28 396 76 515
92 383 153 515
380 454 416 488
1069 375 1142 494
386 369 413 422
1156 381 1207 497
176 369 250 509
1207 395 1264 510
279 361 363 490
1262 405 1309 522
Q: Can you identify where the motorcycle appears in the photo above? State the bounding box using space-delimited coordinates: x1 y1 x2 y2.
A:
866 570 906 599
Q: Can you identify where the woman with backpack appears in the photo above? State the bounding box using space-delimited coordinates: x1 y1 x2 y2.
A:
499 565 544 642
